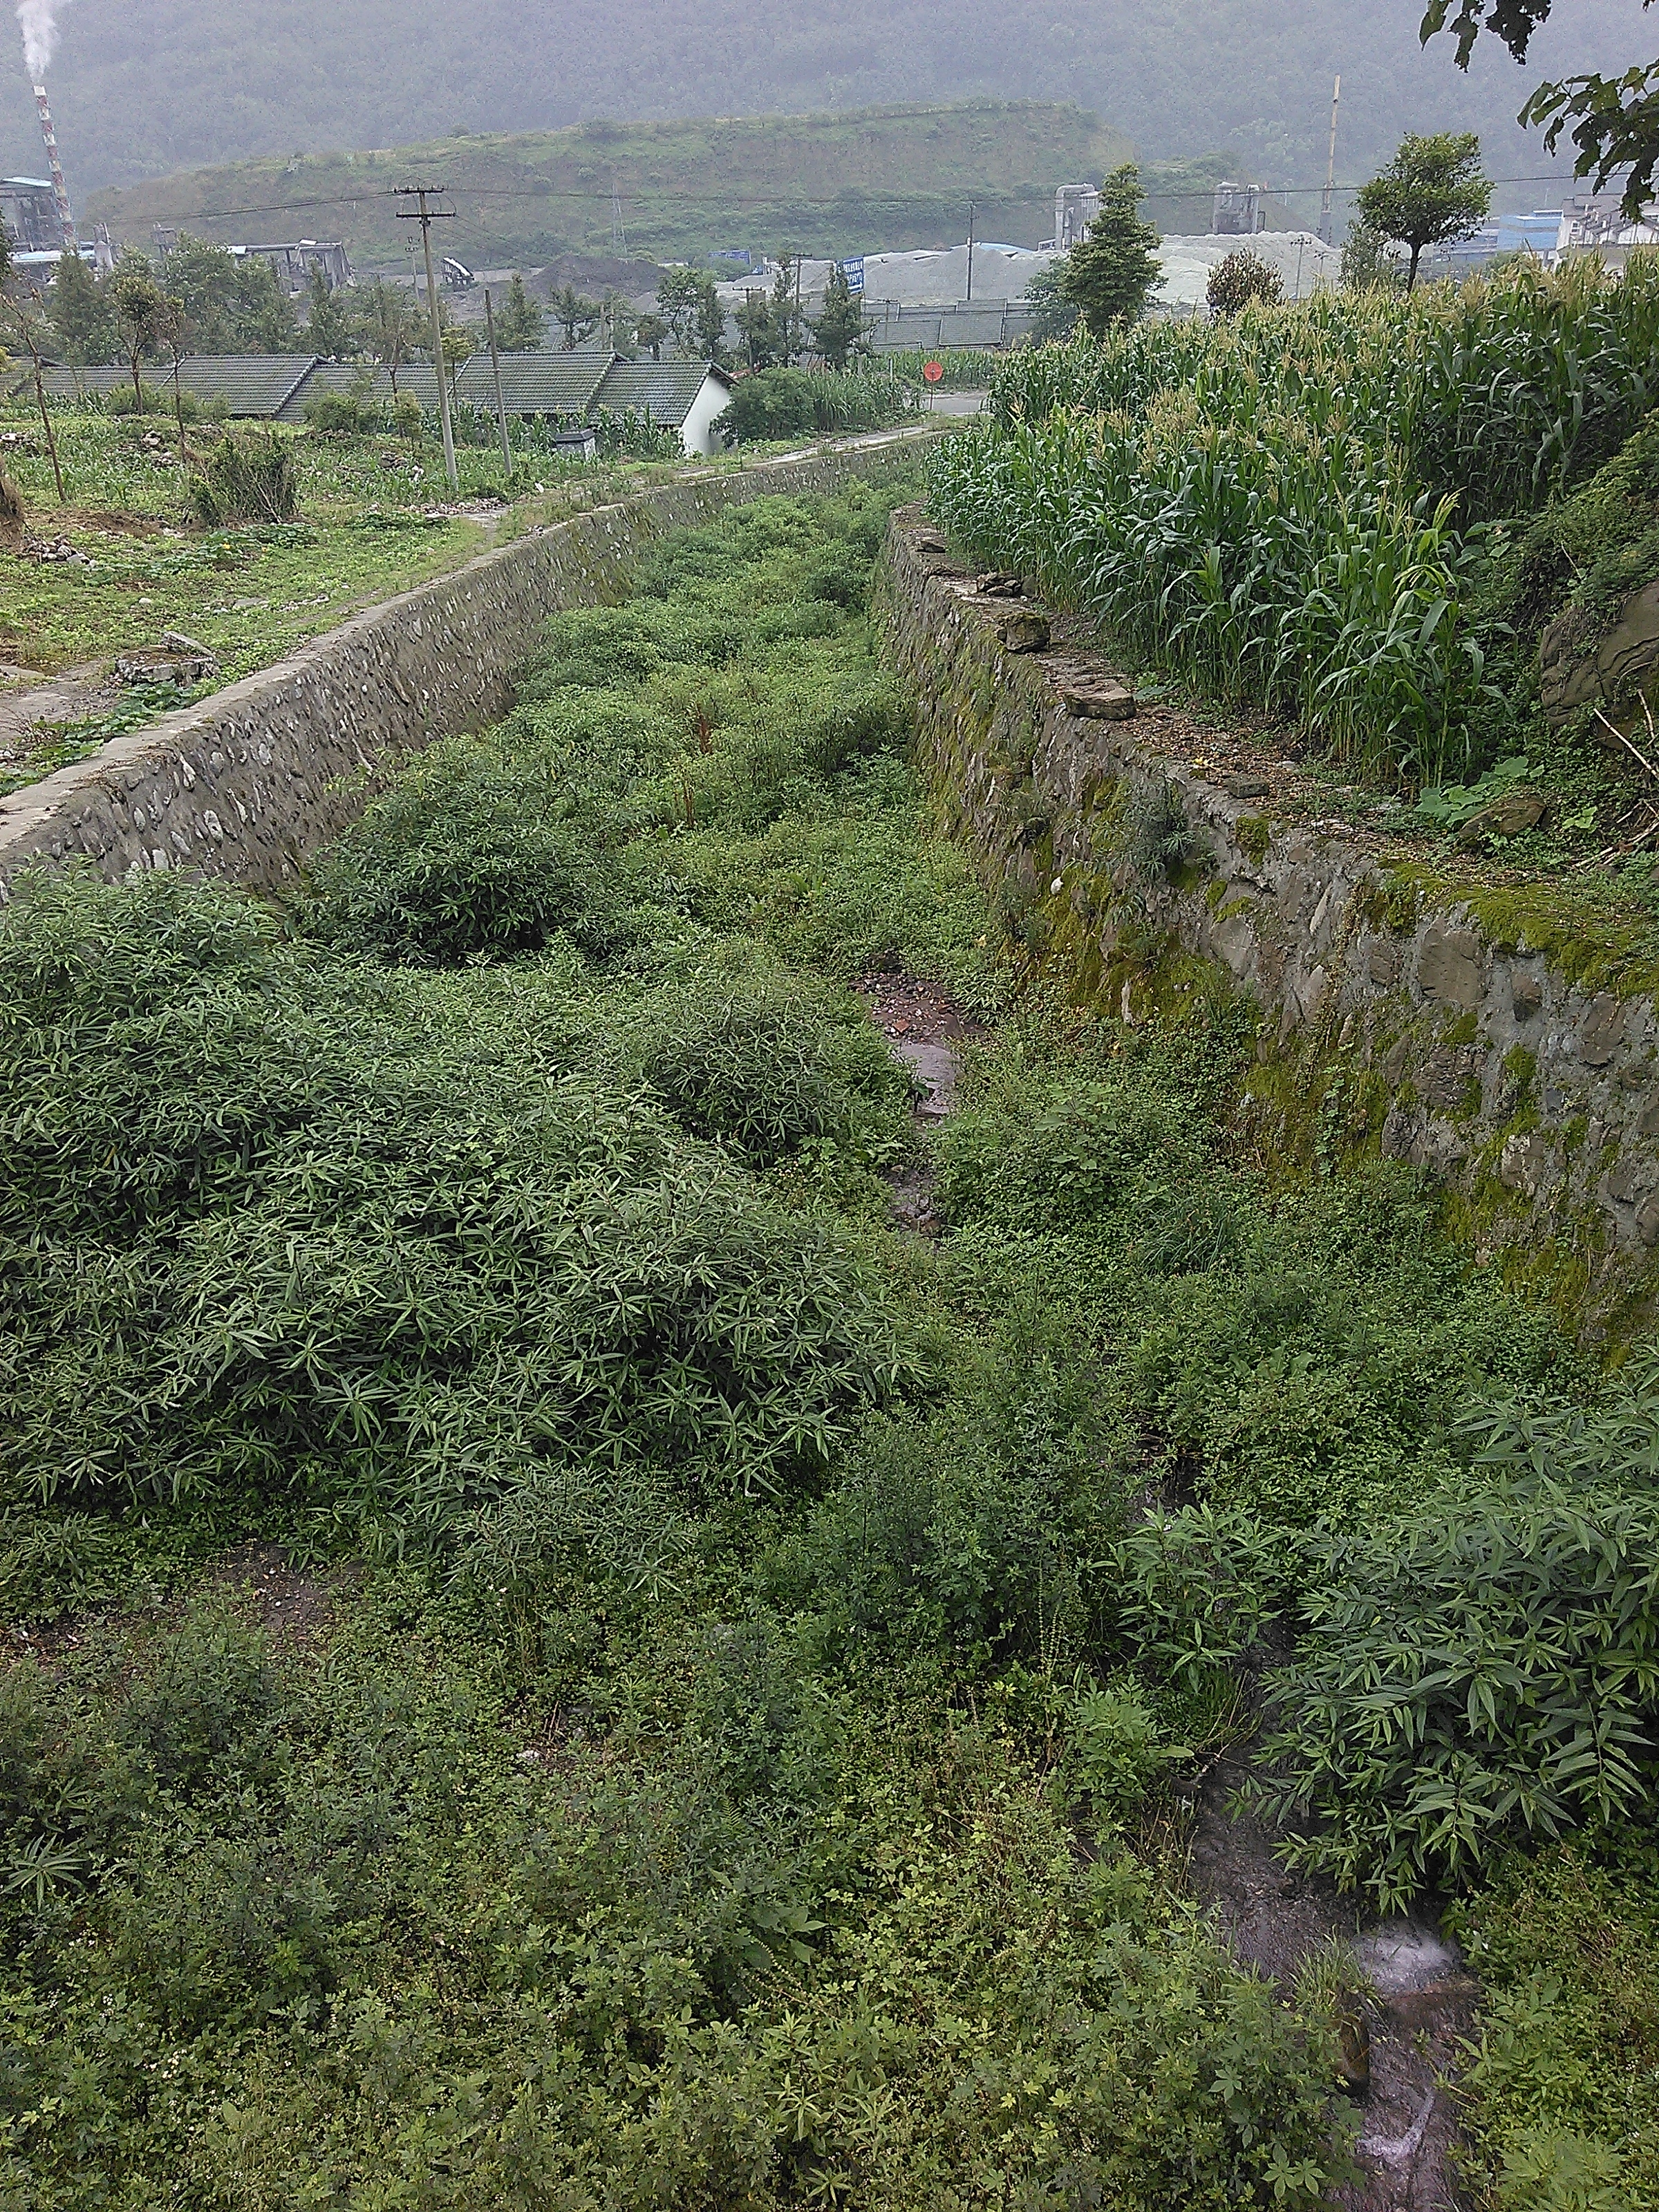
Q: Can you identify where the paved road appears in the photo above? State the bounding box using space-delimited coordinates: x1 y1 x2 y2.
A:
923 391 989 418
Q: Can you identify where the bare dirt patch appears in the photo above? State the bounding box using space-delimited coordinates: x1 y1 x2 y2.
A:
856 968 982 1232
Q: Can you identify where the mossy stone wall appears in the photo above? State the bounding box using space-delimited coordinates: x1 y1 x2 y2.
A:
879 505 1659 1338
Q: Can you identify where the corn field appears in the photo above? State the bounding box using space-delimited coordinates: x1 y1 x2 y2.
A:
929 258 1659 785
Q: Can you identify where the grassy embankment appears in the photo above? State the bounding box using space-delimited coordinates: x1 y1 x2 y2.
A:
0 399 857 798
86 102 1141 272
3 481 1659 2206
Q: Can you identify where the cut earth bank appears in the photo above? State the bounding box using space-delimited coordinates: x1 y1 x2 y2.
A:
879 506 1659 1342
0 429 943 900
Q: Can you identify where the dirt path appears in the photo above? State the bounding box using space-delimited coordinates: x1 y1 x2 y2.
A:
856 968 980 1232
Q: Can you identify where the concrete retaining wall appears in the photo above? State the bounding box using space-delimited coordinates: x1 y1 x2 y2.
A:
0 432 935 897
879 506 1659 1336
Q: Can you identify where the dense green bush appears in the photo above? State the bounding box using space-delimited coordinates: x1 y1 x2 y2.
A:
305 738 633 965
717 366 919 444
1250 1366 1659 1908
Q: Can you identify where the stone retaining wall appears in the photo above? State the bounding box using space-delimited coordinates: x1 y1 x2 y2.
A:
879 506 1659 1336
0 432 935 897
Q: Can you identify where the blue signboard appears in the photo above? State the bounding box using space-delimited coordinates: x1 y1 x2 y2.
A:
840 256 865 294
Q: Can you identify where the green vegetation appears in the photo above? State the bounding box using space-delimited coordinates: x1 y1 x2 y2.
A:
718 366 919 443
6 478 1657 2202
1056 163 1162 337
930 258 1659 791
0 399 740 769
86 103 1134 273
1353 130 1492 291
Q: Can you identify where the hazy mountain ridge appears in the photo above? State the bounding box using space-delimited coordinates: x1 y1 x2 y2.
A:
2 0 1650 221
81 105 1145 270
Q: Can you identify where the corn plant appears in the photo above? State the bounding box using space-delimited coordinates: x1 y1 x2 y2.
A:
943 258 1659 782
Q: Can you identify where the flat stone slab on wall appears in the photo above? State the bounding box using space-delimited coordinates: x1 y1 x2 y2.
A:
879 505 1659 1334
0 430 937 897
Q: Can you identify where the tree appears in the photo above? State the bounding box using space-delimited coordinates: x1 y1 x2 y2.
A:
1340 221 1406 293
734 287 778 371
154 292 194 451
693 279 727 366
496 272 545 350
599 286 637 356
1420 0 1659 221
810 262 866 371
231 256 300 353
550 283 599 350
0 288 66 500
355 278 422 392
1206 245 1284 316
636 312 668 360
1355 131 1491 290
1060 165 1162 337
304 265 350 358
439 320 476 406
1022 263 1079 344
657 267 709 351
50 250 118 365
769 255 805 366
159 234 241 350
109 253 170 410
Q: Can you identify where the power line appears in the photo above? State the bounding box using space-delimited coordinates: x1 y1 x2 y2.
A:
126 169 1615 232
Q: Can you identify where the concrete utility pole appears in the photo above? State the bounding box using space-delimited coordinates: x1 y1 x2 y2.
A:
1320 76 1342 246
484 288 512 478
393 184 459 491
966 200 976 302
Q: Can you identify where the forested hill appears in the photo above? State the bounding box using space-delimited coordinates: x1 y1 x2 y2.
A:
81 106 1137 271
6 0 1651 217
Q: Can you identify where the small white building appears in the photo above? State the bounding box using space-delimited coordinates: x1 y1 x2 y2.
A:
594 360 733 456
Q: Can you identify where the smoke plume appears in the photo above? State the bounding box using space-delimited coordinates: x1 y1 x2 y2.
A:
17 0 72 82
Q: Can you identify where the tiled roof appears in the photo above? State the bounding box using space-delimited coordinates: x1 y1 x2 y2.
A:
592 360 729 427
455 351 614 416
35 349 728 428
41 354 319 418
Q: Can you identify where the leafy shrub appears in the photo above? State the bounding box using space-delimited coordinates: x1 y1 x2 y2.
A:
1207 248 1284 317
191 426 299 525
304 739 631 966
1125 776 1208 880
717 367 919 445
303 388 370 435
638 984 888 1164
0 870 921 1521
1250 1368 1659 1906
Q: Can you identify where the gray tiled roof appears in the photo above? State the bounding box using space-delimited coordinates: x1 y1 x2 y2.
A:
40 355 319 417
592 359 729 427
455 351 615 416
35 348 729 429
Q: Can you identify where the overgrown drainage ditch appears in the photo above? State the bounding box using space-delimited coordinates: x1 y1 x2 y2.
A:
856 961 1477 2211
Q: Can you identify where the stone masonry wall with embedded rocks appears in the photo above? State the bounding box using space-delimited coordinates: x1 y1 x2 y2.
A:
0 433 939 897
877 503 1659 1337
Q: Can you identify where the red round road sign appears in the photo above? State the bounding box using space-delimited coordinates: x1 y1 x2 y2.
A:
921 359 944 384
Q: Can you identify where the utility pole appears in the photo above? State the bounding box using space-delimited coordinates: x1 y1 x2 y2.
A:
966 200 976 302
1319 76 1342 245
393 184 458 491
484 287 512 478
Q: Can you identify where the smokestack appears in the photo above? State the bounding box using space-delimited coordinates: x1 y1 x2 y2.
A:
32 82 77 251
